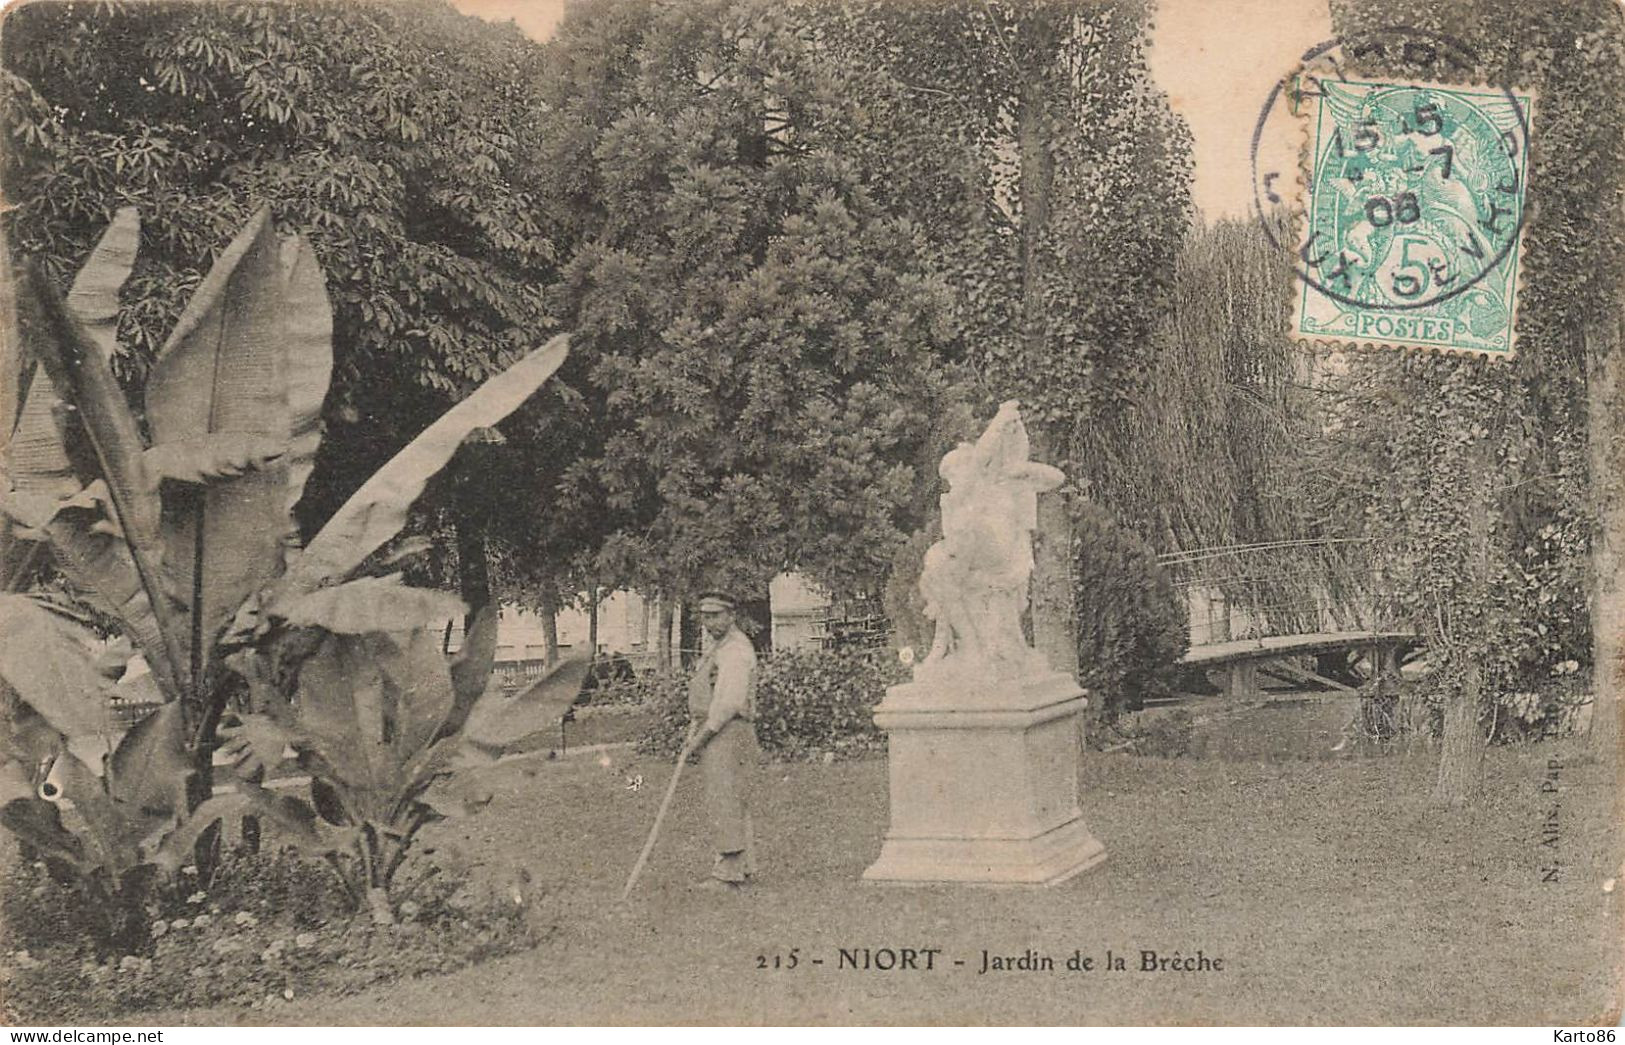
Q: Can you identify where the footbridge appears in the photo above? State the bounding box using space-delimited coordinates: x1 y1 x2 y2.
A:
1157 539 1420 700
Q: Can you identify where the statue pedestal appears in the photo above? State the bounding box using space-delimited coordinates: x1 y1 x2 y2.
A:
863 670 1105 886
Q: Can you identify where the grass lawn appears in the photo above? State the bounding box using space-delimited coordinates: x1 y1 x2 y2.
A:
150 738 1620 1026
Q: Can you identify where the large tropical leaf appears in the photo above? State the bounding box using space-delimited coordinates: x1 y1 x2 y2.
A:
3 207 134 473
275 574 465 635
151 781 354 874
0 485 182 699
16 263 188 695
3 214 138 593
376 625 457 764
275 334 570 603
1 214 171 666
144 208 297 690
0 757 37 805
3 365 78 506
63 208 138 365
441 602 499 740
105 700 190 829
41 749 140 873
1 681 71 773
291 632 404 821
0 797 91 873
0 245 37 591
278 236 333 521
0 358 76 596
143 434 286 484
0 593 118 767
463 653 592 752
215 708 296 779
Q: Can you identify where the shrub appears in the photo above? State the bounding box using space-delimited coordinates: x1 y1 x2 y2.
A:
755 647 907 760
1489 670 1591 743
1071 500 1189 723
0 846 538 1022
637 647 908 761
630 671 700 759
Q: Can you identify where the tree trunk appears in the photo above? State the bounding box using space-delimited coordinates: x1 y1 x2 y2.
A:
1433 435 1494 807
741 590 772 655
678 597 699 669
538 584 560 669
1586 315 1623 774
657 594 676 672
1016 83 1079 680
1433 656 1483 806
587 582 600 662
1030 430 1079 678
455 519 490 630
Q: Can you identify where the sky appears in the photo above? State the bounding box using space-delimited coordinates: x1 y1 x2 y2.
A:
450 0 1333 221
1149 0 1332 219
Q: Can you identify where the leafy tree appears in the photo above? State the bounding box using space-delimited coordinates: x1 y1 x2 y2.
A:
536 0 971 639
824 0 1193 676
1070 499 1188 724
1323 0 1625 803
1111 218 1383 644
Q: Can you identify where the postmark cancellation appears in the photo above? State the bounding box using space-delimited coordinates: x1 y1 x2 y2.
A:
1268 56 1535 358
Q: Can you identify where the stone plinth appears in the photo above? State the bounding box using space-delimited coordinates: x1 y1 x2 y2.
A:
863 670 1105 886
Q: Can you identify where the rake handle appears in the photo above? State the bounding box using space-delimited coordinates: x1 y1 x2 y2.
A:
621 726 699 900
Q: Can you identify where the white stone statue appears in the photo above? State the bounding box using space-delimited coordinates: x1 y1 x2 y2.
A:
914 400 1064 683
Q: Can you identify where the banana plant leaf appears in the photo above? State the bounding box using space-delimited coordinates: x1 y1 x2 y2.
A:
15 260 188 697
32 701 191 877
0 247 36 591
2 213 132 594
42 750 140 873
275 574 465 635
463 653 592 752
0 758 38 804
63 208 138 365
442 602 499 740
0 593 119 767
152 778 358 875
220 614 500 837
0 210 133 499
289 632 408 819
4 364 78 506
0 796 92 874
0 479 181 698
278 236 333 519
143 434 286 484
104 700 190 833
376 626 457 768
274 334 569 605
144 208 331 690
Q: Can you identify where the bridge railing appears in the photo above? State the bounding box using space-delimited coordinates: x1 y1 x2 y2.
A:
1156 538 1392 647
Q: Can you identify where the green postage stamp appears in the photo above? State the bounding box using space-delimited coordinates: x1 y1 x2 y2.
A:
1290 79 1535 356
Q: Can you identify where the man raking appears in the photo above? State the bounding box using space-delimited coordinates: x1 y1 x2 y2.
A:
623 590 759 897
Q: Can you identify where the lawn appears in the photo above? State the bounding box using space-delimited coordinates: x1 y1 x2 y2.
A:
145 736 1622 1026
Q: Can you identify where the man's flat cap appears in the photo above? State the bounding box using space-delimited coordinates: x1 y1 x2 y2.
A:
696 591 737 612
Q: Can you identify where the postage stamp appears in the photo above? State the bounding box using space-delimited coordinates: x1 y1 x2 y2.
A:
1246 26 1538 358
1290 77 1535 355
4 0 1623 1029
